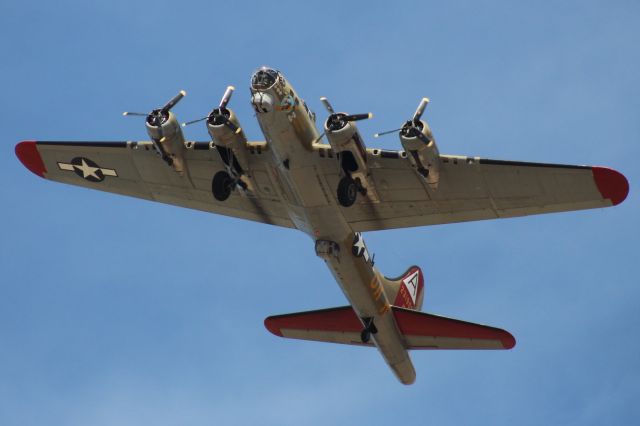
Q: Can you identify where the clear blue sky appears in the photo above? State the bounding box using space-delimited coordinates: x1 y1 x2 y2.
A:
2 1 638 424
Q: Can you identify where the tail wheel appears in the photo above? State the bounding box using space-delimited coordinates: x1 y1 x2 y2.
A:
337 176 358 207
212 170 233 201
360 317 377 343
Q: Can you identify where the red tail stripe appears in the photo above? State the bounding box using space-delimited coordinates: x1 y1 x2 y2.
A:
393 266 424 309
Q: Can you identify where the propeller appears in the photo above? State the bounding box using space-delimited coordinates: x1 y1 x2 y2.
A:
374 97 432 144
182 86 242 134
123 90 187 140
122 90 186 165
312 97 373 144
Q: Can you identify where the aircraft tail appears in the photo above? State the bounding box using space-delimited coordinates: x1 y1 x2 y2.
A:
380 265 425 310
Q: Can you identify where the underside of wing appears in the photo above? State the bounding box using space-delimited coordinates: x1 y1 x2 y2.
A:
264 305 514 350
392 307 515 350
15 140 294 228
265 306 371 346
338 152 629 232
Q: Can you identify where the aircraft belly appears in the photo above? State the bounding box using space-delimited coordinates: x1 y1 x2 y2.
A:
254 78 416 383
319 231 416 384
287 167 331 207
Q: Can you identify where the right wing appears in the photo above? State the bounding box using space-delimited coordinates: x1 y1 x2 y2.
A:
327 150 629 232
15 140 294 228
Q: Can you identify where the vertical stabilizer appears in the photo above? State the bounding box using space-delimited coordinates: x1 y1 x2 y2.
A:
380 266 424 310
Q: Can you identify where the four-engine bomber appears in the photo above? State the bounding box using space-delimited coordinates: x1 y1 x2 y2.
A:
15 66 629 384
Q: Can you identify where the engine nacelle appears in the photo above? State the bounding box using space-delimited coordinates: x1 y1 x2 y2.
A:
400 120 440 188
324 120 366 167
145 112 187 174
324 116 379 203
206 107 250 175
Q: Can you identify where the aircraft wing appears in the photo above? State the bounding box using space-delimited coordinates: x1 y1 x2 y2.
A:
15 141 295 228
334 152 629 232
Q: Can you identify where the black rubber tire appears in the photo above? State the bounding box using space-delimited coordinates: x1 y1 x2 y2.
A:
212 171 233 201
360 329 371 343
337 176 358 207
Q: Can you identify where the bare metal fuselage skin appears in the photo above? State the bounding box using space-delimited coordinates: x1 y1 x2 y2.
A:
250 68 416 384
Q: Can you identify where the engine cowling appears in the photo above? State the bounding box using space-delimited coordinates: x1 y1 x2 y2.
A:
206 107 250 175
400 119 440 188
145 111 187 174
324 117 367 164
324 114 379 204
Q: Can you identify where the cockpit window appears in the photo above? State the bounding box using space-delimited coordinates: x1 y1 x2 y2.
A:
251 67 279 90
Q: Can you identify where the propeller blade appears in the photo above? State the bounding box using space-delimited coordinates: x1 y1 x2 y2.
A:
122 112 148 117
161 90 187 113
219 86 235 109
220 115 242 134
373 127 402 138
181 116 209 127
345 112 373 122
411 128 431 144
320 97 335 114
412 97 430 122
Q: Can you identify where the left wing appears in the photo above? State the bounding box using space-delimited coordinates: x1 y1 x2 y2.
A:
15 140 294 228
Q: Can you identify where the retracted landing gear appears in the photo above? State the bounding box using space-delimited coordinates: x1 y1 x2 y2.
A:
360 317 378 343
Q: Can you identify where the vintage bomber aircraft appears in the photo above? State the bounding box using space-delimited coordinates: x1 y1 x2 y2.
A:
16 67 629 384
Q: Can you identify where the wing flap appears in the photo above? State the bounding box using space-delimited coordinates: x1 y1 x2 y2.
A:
393 307 515 350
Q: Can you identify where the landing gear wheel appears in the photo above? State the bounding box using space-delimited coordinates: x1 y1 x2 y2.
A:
360 317 377 343
337 176 358 207
212 170 233 201
360 329 371 343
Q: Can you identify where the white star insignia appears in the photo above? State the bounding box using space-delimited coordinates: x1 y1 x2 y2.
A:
74 158 100 179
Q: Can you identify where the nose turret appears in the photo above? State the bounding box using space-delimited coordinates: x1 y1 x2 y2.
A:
251 66 280 91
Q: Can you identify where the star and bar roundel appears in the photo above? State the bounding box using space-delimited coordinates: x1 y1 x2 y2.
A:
57 157 117 183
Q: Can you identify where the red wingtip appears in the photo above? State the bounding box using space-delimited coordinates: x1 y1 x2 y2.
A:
502 330 516 350
15 141 46 178
592 167 629 206
264 317 284 337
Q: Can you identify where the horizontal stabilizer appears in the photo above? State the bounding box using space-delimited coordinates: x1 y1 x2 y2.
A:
394 307 515 349
265 306 515 350
265 306 369 346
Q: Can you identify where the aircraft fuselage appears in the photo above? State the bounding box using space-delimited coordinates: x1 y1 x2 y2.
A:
249 67 416 384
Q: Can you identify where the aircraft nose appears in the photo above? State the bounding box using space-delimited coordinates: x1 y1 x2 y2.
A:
251 91 274 113
251 66 279 91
